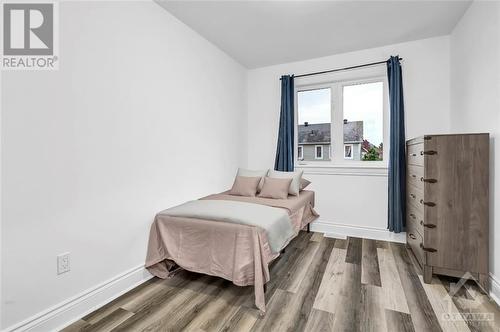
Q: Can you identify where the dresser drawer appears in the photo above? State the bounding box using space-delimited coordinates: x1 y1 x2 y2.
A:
407 165 424 189
407 230 425 266
407 184 424 211
407 203 424 237
407 143 425 166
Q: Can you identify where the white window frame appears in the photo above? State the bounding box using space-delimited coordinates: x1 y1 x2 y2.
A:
298 145 303 160
344 144 354 160
294 65 389 170
315 145 323 160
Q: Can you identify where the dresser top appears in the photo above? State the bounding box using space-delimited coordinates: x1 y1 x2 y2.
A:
407 133 489 145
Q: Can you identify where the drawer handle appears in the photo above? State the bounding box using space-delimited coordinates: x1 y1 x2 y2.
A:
409 233 416 240
420 177 437 183
420 199 436 207
411 153 417 157
410 193 416 199
420 220 436 228
420 243 437 252
409 213 416 219
411 174 417 178
421 150 437 155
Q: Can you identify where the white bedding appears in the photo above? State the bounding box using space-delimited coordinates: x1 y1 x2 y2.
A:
159 199 295 253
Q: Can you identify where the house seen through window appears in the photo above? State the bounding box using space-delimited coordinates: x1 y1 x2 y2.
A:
297 80 385 165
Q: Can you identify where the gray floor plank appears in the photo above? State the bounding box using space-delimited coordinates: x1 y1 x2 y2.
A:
141 279 228 331
313 245 347 314
304 309 335 332
250 237 334 331
81 278 160 324
278 240 320 293
391 243 443 332
334 238 348 249
345 236 362 265
217 307 259 332
110 276 219 331
362 238 382 287
377 247 410 314
376 240 390 249
360 284 388 331
385 309 416 332
289 230 313 249
331 262 362 331
81 308 133 332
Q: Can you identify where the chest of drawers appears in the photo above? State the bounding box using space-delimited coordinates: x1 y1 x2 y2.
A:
406 134 489 290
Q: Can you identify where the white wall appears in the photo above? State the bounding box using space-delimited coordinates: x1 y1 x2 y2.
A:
247 36 450 240
449 1 500 301
1 1 246 329
6 1 497 328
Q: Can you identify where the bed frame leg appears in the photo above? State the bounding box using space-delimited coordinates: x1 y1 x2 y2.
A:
307 223 310 233
167 264 183 278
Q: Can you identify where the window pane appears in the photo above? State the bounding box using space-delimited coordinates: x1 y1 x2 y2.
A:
343 82 383 161
297 88 331 162
344 145 353 159
315 146 323 159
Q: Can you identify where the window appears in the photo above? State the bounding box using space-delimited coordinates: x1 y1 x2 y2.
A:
315 145 323 159
296 72 387 167
297 88 331 162
344 144 353 159
343 82 384 161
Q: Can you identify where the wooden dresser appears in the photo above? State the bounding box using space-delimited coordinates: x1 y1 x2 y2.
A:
406 134 489 290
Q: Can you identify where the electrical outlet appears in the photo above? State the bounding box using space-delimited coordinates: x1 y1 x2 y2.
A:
57 252 70 275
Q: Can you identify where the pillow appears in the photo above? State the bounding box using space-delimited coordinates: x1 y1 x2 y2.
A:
300 178 311 191
229 176 261 197
258 177 292 199
268 170 304 196
236 168 269 191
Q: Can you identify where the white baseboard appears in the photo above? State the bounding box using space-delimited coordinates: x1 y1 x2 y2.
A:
310 219 406 243
3 265 152 332
489 273 500 306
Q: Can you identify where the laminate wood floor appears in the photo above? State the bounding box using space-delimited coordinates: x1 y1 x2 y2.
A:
63 232 500 332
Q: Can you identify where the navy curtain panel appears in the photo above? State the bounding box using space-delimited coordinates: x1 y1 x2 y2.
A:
274 75 295 171
387 56 406 233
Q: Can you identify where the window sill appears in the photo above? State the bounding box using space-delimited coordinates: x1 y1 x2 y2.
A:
295 163 388 176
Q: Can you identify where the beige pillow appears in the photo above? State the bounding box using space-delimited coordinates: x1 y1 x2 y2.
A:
236 168 269 191
300 178 311 191
268 170 304 196
229 176 261 197
258 177 293 199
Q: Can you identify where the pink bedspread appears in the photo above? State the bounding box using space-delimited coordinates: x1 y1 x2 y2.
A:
145 190 318 312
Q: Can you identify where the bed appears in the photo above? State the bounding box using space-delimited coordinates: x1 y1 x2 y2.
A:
145 189 318 313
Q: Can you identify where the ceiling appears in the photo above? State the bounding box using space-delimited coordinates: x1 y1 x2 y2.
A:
157 1 471 69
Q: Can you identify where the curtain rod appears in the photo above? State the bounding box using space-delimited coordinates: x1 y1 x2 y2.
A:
280 57 403 80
